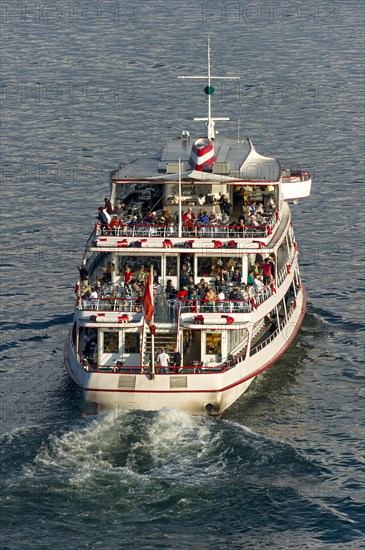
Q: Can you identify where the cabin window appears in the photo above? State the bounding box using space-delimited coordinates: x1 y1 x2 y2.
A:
197 257 242 277
125 333 140 354
118 256 161 275
103 331 119 353
166 256 178 276
206 333 221 355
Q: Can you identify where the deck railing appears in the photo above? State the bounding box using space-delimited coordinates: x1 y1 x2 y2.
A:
94 211 277 241
78 301 297 375
81 297 139 312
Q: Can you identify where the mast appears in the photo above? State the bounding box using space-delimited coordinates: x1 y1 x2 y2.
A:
178 35 239 140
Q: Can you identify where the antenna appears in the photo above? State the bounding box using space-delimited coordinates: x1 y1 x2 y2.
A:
178 35 239 140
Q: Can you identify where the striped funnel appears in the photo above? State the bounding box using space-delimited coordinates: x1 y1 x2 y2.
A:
189 137 215 171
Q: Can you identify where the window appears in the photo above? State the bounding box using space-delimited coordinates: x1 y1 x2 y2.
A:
206 333 221 355
118 256 161 276
197 257 242 277
166 256 178 276
103 331 119 353
125 333 140 354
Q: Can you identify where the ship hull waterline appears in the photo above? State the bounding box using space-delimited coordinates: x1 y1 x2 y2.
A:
64 288 307 415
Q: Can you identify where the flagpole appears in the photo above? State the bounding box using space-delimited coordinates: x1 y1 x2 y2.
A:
178 157 182 238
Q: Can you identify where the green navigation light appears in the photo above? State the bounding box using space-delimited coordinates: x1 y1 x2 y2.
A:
204 85 215 95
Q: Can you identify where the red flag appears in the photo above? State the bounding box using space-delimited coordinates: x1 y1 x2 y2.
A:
142 268 156 335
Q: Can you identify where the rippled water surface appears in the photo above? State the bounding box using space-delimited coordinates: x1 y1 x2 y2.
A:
1 1 364 548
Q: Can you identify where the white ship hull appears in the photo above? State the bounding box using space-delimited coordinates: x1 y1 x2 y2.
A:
65 287 306 415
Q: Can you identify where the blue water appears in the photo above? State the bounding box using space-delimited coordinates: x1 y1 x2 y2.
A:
1 1 364 548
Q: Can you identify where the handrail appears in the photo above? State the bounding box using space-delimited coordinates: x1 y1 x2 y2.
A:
81 296 139 312
93 211 278 241
250 303 296 356
79 302 296 375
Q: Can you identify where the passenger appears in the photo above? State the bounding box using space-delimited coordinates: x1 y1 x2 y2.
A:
249 201 257 215
89 286 99 302
113 202 125 215
197 193 206 205
157 347 170 374
217 287 226 311
229 287 243 301
204 287 217 311
176 286 188 299
77 263 89 285
236 218 246 236
97 207 109 233
253 275 265 294
150 212 159 224
262 258 273 284
196 210 209 226
124 265 133 287
220 195 232 219
208 210 217 224
173 348 182 373
104 197 113 216
250 215 260 227
255 212 264 225
266 195 276 209
161 205 171 219
136 265 147 285
247 269 255 286
231 269 242 285
165 279 176 299
189 290 200 313
255 202 265 215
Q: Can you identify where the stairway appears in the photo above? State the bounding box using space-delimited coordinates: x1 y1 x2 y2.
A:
143 325 177 365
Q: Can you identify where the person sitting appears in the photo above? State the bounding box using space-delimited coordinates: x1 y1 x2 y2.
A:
189 290 200 313
134 291 144 311
231 269 242 285
249 201 257 215
255 212 264 225
144 211 153 223
247 269 255 286
196 210 209 227
204 287 217 311
128 215 139 228
216 287 226 311
229 287 243 310
161 205 171 219
109 215 122 235
265 195 276 209
221 195 233 219
236 218 246 236
186 207 195 221
255 202 265 215
208 210 217 224
250 215 260 227
113 202 125 215
165 279 176 299
150 212 159 224
176 286 188 299
136 266 147 285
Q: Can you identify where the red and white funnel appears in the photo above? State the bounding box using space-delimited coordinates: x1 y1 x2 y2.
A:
189 137 215 171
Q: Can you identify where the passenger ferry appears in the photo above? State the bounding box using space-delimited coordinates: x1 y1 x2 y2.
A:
65 40 311 415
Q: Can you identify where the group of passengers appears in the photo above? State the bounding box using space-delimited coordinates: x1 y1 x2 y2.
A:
95 192 276 236
165 256 276 311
